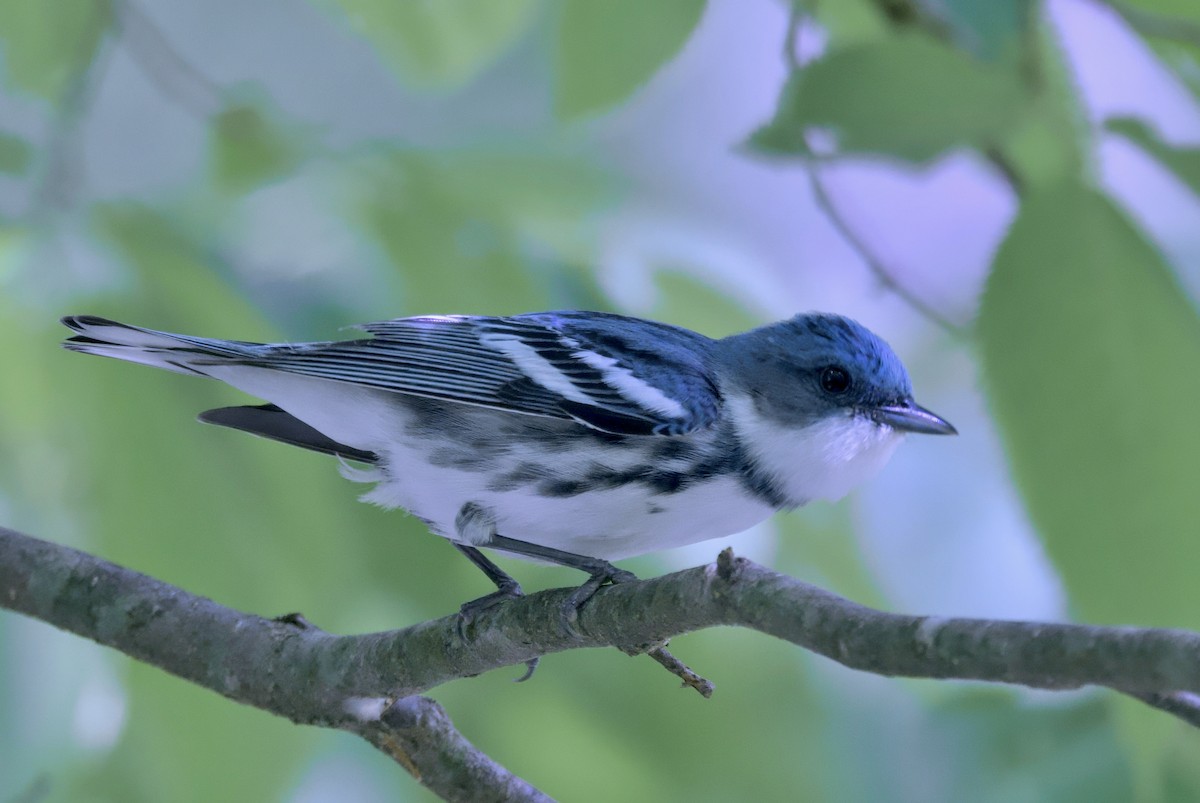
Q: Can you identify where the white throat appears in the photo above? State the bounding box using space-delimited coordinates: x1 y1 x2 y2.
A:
727 394 904 506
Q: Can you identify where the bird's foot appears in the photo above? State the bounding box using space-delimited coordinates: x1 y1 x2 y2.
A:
560 563 639 639
457 578 524 635
456 579 539 682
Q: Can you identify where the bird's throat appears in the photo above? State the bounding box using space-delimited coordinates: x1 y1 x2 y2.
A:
726 395 903 507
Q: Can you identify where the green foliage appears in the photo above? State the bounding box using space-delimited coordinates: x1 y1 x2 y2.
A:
0 131 32 175
934 0 1037 63
749 36 1026 162
1108 116 1200 198
553 0 707 119
816 686 1131 802
351 149 611 312
642 269 761 338
1109 0 1200 105
209 100 305 195
978 184 1200 629
313 0 539 88
0 0 111 101
1119 0 1200 22
3 1 1200 800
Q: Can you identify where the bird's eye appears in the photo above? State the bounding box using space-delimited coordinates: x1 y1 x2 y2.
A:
820 366 851 394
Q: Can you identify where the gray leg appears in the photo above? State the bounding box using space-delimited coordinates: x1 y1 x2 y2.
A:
482 534 638 636
455 543 524 612
452 502 638 636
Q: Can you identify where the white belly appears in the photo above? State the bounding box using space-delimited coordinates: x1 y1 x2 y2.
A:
362 434 776 561
203 366 779 561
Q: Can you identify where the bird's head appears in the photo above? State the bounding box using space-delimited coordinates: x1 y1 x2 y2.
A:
715 313 955 505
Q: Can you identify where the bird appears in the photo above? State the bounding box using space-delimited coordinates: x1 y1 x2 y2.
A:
61 310 955 625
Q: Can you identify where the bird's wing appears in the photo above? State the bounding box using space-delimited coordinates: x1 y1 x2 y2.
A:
220 312 723 436
198 403 380 463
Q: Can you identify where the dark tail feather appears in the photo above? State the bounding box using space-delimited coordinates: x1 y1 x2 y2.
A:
198 404 378 464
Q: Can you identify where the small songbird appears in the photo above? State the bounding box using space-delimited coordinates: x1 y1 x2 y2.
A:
61 311 955 618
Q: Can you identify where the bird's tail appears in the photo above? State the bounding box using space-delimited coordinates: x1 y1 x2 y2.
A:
61 315 261 377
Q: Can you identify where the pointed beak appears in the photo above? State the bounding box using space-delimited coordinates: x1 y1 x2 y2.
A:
868 400 957 435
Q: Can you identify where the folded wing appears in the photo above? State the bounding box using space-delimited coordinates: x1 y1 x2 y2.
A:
225 312 724 436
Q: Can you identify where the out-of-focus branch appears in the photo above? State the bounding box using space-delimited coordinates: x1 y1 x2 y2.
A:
800 159 966 333
781 3 967 334
29 2 117 220
114 0 223 118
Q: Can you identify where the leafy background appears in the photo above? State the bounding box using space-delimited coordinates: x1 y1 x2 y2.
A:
1 0 1199 800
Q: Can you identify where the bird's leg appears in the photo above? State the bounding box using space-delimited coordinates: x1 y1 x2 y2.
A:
453 504 539 681
482 534 638 637
481 534 713 695
450 503 708 692
453 544 540 682
455 544 525 616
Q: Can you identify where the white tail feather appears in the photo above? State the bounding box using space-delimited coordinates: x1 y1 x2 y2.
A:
61 315 255 376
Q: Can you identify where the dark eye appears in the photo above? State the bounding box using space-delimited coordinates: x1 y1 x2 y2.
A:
820 366 851 394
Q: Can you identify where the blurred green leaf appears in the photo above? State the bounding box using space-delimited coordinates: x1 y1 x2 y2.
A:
1116 0 1200 26
1156 43 1200 106
778 506 891 610
1107 1 1200 106
0 131 32 174
352 149 610 312
978 184 1200 628
647 269 761 338
994 14 1090 189
1107 115 1200 198
935 0 1037 63
554 0 706 120
921 692 1131 802
818 686 1131 802
1000 100 1085 189
209 101 304 194
749 36 1026 162
1162 714 1200 800
1112 696 1189 803
808 0 891 47
0 0 110 101
315 0 538 88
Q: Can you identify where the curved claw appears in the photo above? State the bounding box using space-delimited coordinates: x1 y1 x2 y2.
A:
560 564 639 638
514 657 540 682
456 580 524 641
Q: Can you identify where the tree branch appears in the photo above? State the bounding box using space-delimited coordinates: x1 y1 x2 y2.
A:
6 525 1200 799
0 527 549 802
350 696 553 803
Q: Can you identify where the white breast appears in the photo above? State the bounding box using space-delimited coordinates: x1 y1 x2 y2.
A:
725 394 903 505
359 429 777 561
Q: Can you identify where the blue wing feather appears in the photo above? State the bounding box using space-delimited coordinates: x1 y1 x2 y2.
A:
219 312 723 436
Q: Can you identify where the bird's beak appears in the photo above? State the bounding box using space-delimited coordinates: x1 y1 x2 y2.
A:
868 400 957 435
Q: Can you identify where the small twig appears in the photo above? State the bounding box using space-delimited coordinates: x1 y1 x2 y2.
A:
801 158 965 334
29 3 117 220
779 3 965 334
647 645 715 697
783 0 805 72
114 0 223 118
